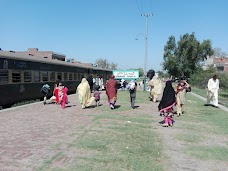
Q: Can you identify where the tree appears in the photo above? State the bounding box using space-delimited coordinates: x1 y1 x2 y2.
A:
109 62 118 70
214 47 227 58
163 33 214 78
95 58 118 69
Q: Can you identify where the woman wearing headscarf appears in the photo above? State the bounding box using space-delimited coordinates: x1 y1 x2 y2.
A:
175 79 190 116
60 86 68 109
147 75 163 103
77 78 95 109
106 75 118 109
158 80 176 127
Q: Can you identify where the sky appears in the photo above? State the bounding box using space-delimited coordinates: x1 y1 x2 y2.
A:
1 0 227 71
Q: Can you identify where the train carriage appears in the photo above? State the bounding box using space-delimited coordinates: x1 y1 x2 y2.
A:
0 51 112 108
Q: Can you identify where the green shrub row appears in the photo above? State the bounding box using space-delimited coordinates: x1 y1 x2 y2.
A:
189 68 228 91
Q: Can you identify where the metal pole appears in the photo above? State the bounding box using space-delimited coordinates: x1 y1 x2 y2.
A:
143 14 150 91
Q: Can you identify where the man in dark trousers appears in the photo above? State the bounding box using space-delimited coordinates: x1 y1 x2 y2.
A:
126 80 137 109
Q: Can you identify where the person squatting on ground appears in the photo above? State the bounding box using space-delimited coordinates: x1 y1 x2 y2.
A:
77 78 95 109
158 80 176 127
53 80 62 104
206 74 219 108
126 80 137 109
175 79 190 116
93 85 101 106
53 83 59 104
147 70 162 103
106 75 118 109
41 84 50 105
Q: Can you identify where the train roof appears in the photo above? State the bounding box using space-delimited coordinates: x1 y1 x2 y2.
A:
0 51 112 72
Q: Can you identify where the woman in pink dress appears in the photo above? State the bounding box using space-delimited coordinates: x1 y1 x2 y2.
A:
60 86 68 109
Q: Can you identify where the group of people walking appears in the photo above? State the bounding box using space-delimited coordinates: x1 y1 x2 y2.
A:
41 72 220 128
76 75 137 110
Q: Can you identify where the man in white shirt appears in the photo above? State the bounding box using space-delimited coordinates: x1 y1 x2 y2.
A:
206 74 219 108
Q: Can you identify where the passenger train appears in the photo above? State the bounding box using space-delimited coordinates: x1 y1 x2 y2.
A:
0 51 112 108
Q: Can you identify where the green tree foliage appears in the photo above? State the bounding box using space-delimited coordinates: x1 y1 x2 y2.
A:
163 33 214 78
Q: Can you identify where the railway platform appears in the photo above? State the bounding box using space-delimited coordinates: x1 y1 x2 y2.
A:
0 93 96 171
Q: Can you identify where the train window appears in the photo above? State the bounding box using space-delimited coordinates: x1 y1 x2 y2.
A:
64 72 68 81
50 72 55 81
34 71 40 82
57 72 62 80
73 73 77 80
69 73 73 80
12 71 21 82
42 71 48 82
0 70 8 84
24 71 32 82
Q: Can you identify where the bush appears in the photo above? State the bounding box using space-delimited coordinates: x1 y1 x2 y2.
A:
190 68 228 91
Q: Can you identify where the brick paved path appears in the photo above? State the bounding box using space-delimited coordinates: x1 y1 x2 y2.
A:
0 93 96 171
1 90 227 171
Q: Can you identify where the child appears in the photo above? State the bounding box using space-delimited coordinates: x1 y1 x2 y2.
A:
93 85 101 106
126 80 137 109
160 108 174 127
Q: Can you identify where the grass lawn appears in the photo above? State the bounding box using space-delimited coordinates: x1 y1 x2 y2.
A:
191 86 228 107
174 93 228 163
41 91 164 171
38 90 228 171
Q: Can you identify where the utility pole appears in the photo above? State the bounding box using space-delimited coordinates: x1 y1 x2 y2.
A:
142 13 152 91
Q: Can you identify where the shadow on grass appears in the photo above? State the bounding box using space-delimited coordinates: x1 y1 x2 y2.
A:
114 105 121 109
133 105 140 109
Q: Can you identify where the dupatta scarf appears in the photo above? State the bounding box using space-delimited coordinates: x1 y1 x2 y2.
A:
77 78 93 106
